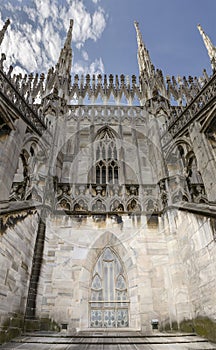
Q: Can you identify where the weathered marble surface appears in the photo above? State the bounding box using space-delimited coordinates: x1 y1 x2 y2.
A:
0 212 38 324
35 208 216 332
1 332 216 349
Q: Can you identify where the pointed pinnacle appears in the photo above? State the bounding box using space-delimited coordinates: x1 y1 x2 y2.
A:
56 19 73 78
197 23 216 71
134 21 143 48
64 19 73 50
134 20 154 78
0 18 10 46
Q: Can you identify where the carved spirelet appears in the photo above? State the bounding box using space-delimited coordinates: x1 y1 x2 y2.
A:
198 24 216 72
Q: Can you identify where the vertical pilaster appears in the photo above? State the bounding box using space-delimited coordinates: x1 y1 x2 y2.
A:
147 115 167 182
132 127 143 185
118 123 126 185
0 119 26 209
73 118 80 183
25 217 46 319
190 122 216 202
89 123 95 183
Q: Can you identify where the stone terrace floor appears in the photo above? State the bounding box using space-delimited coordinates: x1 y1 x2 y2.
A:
1 331 216 350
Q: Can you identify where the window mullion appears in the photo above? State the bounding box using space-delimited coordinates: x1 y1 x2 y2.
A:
113 166 115 183
100 165 102 183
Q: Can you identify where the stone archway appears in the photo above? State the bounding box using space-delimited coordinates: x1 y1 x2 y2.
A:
90 247 129 328
78 231 140 330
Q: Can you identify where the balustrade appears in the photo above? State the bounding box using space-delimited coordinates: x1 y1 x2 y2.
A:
162 72 216 147
0 68 48 136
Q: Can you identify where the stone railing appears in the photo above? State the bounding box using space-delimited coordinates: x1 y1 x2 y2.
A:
9 178 208 212
68 74 142 105
54 183 158 213
0 68 48 137
162 72 216 147
68 104 145 123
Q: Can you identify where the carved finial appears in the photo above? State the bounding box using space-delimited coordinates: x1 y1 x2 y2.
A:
197 24 216 72
134 21 142 48
55 19 73 78
134 20 154 78
0 19 10 46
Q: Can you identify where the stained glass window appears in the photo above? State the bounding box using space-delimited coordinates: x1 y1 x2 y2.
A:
95 129 119 184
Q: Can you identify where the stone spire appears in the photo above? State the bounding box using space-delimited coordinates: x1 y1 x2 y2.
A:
134 21 168 105
43 19 73 101
55 19 73 78
0 19 10 46
197 24 216 72
134 21 154 78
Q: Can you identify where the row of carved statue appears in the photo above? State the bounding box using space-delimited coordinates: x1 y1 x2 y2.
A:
9 179 208 213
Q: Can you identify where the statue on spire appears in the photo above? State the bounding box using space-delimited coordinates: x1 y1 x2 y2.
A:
197 24 216 72
0 19 10 47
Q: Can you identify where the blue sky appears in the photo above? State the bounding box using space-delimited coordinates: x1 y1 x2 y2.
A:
0 0 216 78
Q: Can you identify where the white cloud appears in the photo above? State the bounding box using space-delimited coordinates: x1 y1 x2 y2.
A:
23 6 37 22
72 57 104 75
42 20 62 63
76 42 83 50
61 0 106 45
89 57 104 75
4 3 14 11
34 0 50 19
92 9 106 40
0 0 107 75
0 17 38 73
82 50 89 61
34 0 60 27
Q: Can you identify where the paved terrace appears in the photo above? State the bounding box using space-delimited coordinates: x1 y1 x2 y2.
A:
1 331 216 350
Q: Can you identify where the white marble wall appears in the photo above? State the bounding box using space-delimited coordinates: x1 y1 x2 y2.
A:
164 209 216 321
0 212 38 325
36 209 216 332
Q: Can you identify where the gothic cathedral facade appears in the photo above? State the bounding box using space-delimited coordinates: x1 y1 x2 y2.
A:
1 19 216 335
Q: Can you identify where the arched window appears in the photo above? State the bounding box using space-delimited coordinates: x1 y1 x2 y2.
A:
95 128 119 184
90 247 129 328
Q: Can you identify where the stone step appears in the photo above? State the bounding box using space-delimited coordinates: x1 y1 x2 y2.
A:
0 332 215 349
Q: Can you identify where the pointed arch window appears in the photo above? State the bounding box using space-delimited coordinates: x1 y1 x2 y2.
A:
95 128 119 184
90 247 129 328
